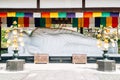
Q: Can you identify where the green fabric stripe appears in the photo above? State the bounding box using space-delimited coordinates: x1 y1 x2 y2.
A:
12 17 18 23
40 18 46 27
16 12 24 17
100 17 106 27
72 18 78 27
58 12 67 18
102 12 110 17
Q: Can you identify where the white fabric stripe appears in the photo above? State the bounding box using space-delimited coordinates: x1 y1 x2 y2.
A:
1 17 7 24
89 18 95 28
33 12 41 18
29 17 35 24
75 12 83 18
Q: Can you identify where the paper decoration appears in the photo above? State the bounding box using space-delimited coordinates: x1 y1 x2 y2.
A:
93 12 102 17
58 12 66 18
76 12 83 18
0 12 7 17
16 12 24 17
41 12 50 18
7 12 16 17
67 12 75 18
84 12 92 18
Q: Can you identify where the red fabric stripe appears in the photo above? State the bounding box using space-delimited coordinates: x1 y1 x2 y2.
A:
84 12 93 18
112 17 118 28
0 12 7 17
24 17 29 27
84 18 89 28
0 17 1 27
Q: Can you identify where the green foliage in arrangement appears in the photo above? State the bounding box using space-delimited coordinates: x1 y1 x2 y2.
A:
118 39 120 54
1 28 8 49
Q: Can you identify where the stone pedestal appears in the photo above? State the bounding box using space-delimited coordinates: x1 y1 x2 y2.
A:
34 54 49 64
6 59 25 71
97 60 116 71
72 54 87 64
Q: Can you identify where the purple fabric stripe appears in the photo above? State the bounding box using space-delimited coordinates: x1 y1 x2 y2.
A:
110 12 119 17
67 12 75 18
24 13 33 17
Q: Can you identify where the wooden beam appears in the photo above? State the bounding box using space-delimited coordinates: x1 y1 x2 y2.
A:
0 7 120 12
82 0 85 9
37 0 40 9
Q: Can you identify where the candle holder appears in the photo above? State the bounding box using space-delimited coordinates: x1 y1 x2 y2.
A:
13 49 19 60
102 50 109 60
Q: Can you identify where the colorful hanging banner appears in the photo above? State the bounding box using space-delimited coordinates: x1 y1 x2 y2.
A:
84 12 92 18
106 17 112 27
72 18 78 27
7 17 13 27
112 17 118 28
7 12 16 17
58 12 66 18
16 12 24 17
100 17 106 27
78 18 84 28
29 17 34 24
1 17 7 24
41 12 50 18
102 12 110 17
33 12 41 18
84 18 89 28
110 12 119 17
76 12 83 18
95 17 100 27
0 12 7 17
89 18 95 28
50 12 58 18
35 18 40 27
46 18 51 28
24 17 29 27
93 12 102 17
40 18 46 27
24 13 33 17
12 17 18 23
67 12 75 18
